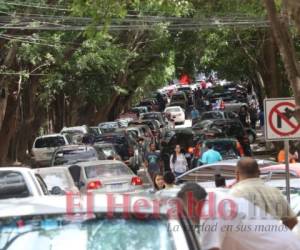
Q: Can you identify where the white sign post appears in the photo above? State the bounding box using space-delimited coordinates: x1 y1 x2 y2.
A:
264 98 300 203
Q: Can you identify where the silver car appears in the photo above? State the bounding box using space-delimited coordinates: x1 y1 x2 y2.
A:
68 160 144 193
31 134 70 167
176 159 277 185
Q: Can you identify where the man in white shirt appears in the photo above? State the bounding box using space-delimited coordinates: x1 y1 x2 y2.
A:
177 183 300 250
230 157 297 229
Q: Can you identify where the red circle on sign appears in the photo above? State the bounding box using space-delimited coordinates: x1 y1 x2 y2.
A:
268 102 300 136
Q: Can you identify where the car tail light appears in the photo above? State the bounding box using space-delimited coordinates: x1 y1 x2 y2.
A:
131 176 143 186
188 147 194 154
87 180 102 190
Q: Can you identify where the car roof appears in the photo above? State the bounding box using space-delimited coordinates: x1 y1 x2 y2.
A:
34 167 70 175
202 111 224 114
68 160 124 167
165 106 181 109
173 91 186 95
0 194 175 218
260 163 300 174
93 142 114 147
61 126 87 131
99 132 126 137
100 121 118 124
35 133 64 139
56 145 95 151
203 138 237 143
0 167 32 173
142 112 161 115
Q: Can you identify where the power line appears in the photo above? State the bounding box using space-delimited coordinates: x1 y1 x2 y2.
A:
0 1 70 11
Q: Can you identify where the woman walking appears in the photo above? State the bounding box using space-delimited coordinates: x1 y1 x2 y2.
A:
170 145 188 177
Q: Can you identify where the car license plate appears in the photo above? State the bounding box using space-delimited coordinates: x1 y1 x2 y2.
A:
110 183 123 190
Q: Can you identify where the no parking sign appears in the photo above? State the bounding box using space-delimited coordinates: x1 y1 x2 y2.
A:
264 98 300 141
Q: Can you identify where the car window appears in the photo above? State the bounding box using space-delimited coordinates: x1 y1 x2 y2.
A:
38 170 73 190
178 165 236 183
0 171 30 199
34 136 66 148
35 174 49 195
171 95 185 102
178 166 218 183
202 112 222 120
141 113 159 120
53 148 98 166
85 163 132 178
166 107 181 112
227 112 238 119
101 147 116 157
262 171 298 180
97 135 126 145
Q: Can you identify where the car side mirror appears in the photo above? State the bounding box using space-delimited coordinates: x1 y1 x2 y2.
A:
50 186 64 195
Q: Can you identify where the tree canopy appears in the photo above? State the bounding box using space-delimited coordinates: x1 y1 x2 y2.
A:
0 0 300 163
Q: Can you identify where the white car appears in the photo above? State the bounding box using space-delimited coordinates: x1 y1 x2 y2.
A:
31 134 70 167
0 194 200 249
164 106 185 124
34 167 79 194
0 167 48 199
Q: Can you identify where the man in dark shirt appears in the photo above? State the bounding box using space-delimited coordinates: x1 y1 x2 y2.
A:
144 143 161 178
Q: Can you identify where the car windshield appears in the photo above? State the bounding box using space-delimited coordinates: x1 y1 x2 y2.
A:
0 171 30 199
95 146 116 157
0 215 176 250
171 95 184 102
35 137 66 148
85 163 132 178
96 135 126 145
37 170 73 190
53 148 98 166
141 113 160 121
201 112 223 120
99 123 119 129
166 107 181 112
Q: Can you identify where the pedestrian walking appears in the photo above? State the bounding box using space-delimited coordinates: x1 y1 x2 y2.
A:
238 106 248 127
144 143 161 179
249 103 258 129
191 106 200 125
170 145 188 177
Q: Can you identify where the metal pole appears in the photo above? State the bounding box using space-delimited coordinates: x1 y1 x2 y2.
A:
284 140 291 204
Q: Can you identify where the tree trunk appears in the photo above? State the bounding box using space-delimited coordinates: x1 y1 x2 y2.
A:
0 92 19 164
263 0 300 120
0 44 17 130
